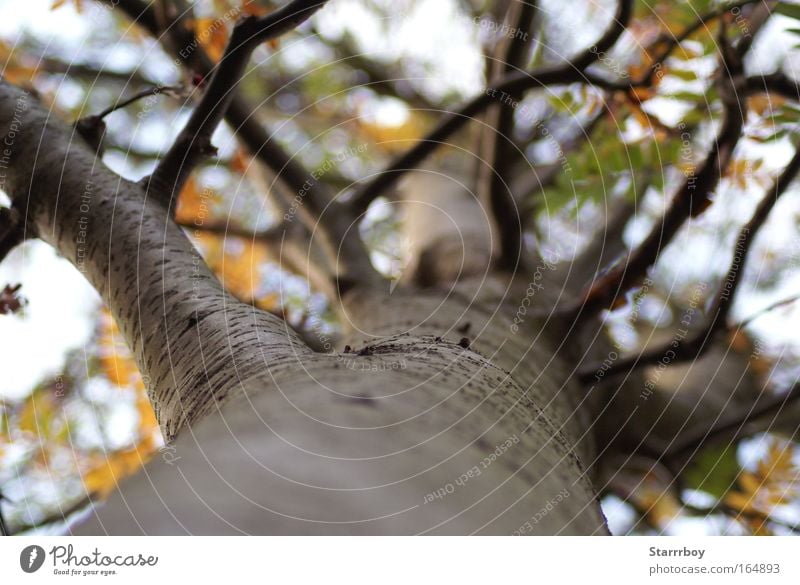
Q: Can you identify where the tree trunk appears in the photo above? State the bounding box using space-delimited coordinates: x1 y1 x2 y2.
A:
0 80 607 535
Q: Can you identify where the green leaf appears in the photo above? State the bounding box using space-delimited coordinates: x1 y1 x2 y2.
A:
776 2 800 20
752 129 789 143
684 443 742 500
669 68 700 82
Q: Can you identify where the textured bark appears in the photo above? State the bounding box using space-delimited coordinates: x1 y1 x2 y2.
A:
1 80 607 534
71 288 605 534
0 80 309 440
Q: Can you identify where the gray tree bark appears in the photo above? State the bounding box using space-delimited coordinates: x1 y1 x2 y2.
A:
0 79 607 534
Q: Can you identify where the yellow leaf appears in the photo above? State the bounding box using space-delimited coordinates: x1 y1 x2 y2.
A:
136 393 159 439
255 292 280 312
724 491 757 514
749 94 784 116
728 328 754 354
4 63 38 85
82 441 154 497
634 485 680 527
358 116 425 153
18 391 54 436
175 177 220 226
196 17 230 62
738 472 763 497
97 309 141 388
725 438 800 517
748 516 773 536
51 0 82 12
218 239 268 300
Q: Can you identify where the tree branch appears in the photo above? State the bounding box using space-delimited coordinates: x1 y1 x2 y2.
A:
146 0 330 204
96 85 184 120
737 292 800 329
666 382 800 462
36 56 159 86
7 493 96 535
586 0 766 93
566 30 747 323
75 85 183 154
105 0 382 290
643 0 765 87
174 217 292 244
0 77 316 439
578 144 800 383
745 71 800 100
479 1 538 271
348 0 633 213
315 27 434 110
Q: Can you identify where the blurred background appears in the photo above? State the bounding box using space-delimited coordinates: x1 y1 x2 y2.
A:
1 0 800 535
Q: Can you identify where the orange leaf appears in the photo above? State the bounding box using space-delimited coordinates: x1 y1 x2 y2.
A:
196 17 230 62
97 309 140 388
83 441 154 497
175 177 220 226
230 148 251 174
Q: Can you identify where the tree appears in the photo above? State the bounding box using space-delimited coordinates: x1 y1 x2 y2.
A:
1 0 799 535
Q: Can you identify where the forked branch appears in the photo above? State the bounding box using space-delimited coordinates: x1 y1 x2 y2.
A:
578 145 800 383
147 0 330 202
349 0 633 213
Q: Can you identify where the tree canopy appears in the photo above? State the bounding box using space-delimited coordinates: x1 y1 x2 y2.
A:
1 0 800 535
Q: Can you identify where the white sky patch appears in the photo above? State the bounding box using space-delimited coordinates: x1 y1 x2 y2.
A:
359 95 409 127
0 0 91 43
0 242 100 401
602 494 637 535
316 0 483 101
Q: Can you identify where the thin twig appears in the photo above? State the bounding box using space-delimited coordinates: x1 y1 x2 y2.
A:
736 292 800 329
745 71 800 100
590 0 765 92
174 218 292 243
103 0 325 215
732 1 775 61
95 85 183 119
75 85 183 153
516 107 608 215
36 57 159 86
